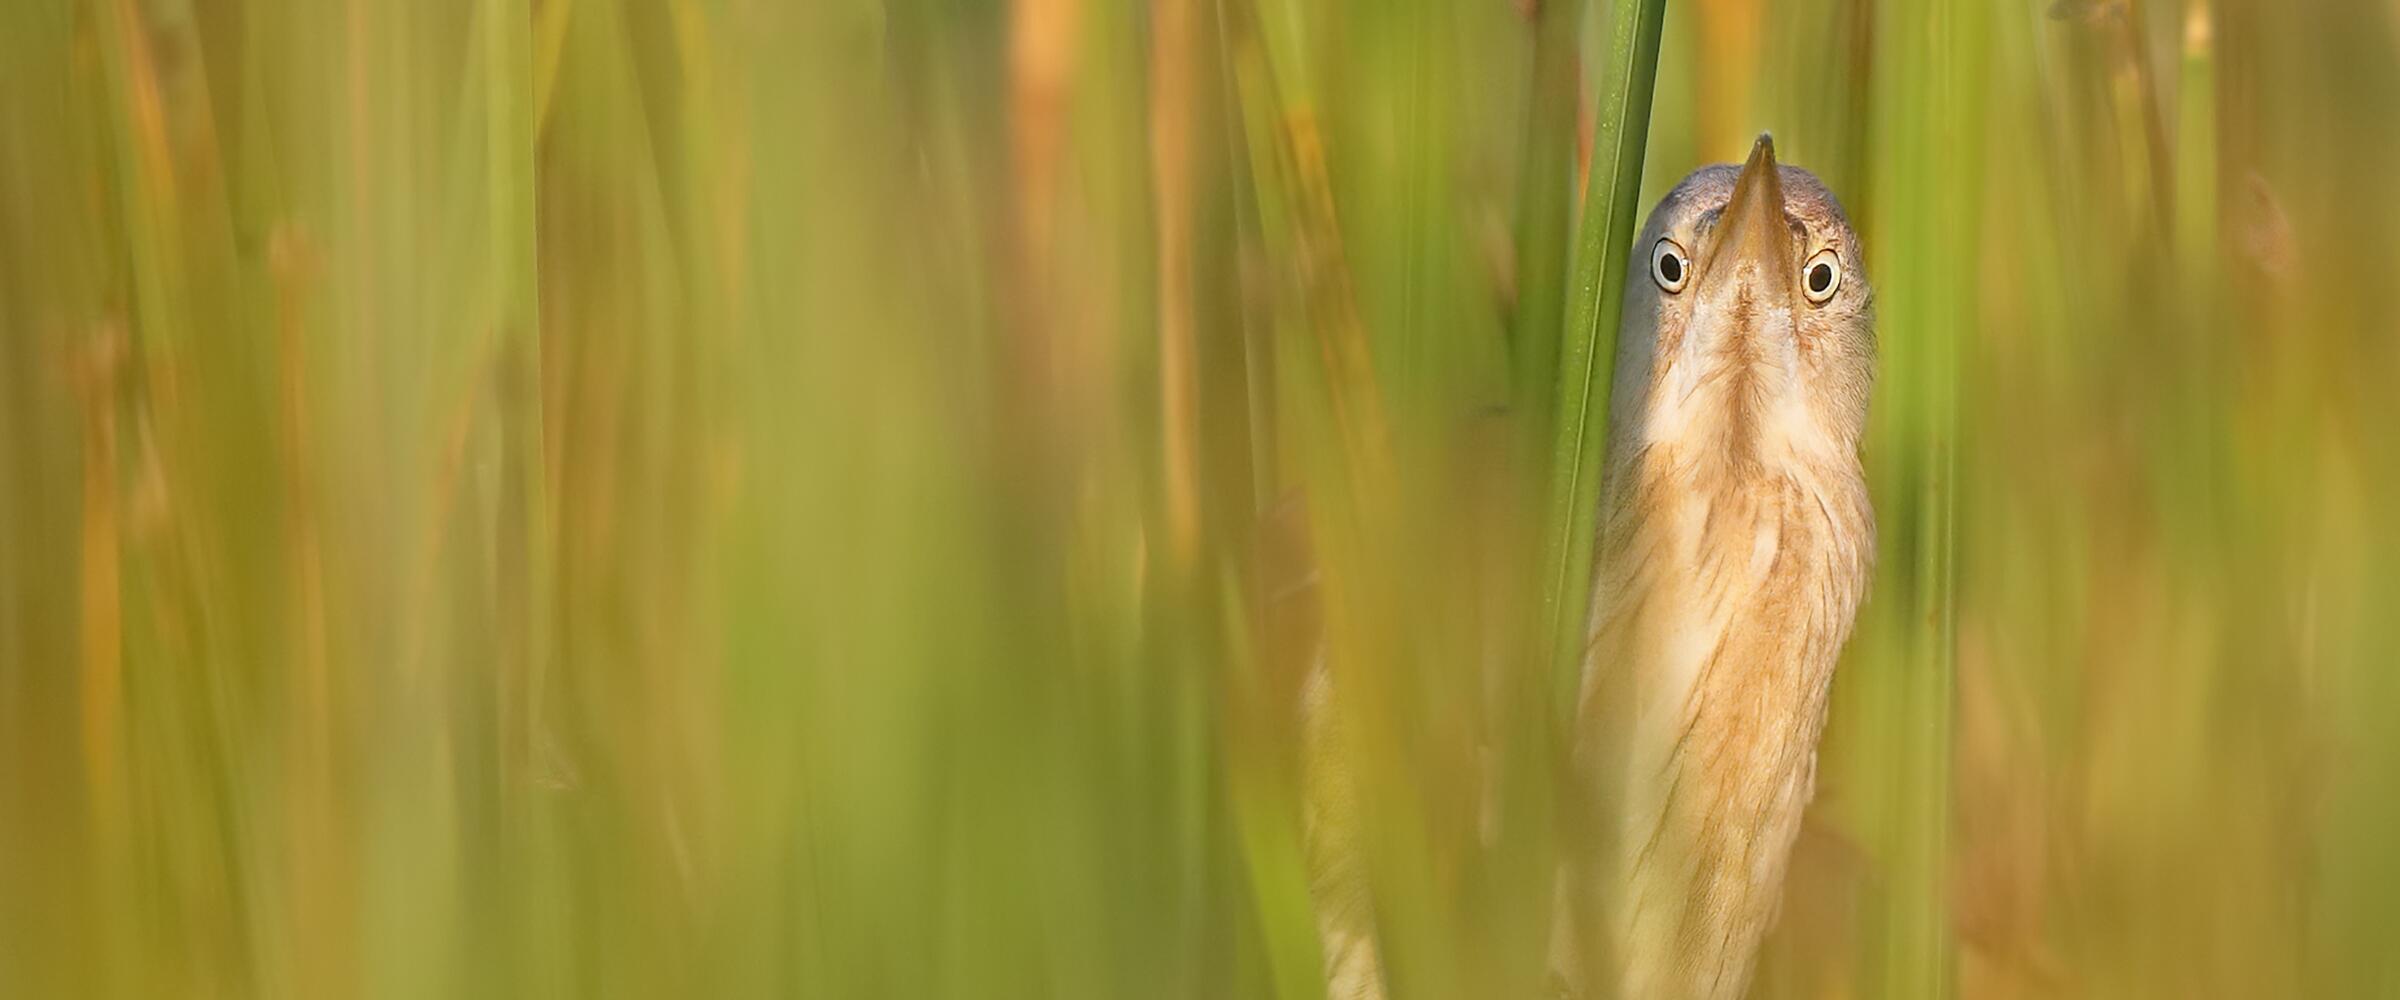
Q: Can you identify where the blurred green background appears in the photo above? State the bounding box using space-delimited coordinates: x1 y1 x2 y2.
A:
4 0 2398 997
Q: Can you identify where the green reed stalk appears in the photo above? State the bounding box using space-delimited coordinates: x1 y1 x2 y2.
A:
1538 0 1669 708
1860 0 1979 994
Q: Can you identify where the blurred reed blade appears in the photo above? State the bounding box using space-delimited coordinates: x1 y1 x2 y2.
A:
1845 0 1982 995
1507 0 1587 464
1486 0 1588 990
1537 0 1668 705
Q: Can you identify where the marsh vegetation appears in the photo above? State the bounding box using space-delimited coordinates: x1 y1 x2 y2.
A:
1 0 2396 996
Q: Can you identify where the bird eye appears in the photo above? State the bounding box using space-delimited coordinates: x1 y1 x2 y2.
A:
1802 248 1841 303
1651 239 1689 293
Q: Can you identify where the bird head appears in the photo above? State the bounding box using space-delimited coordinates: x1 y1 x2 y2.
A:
1609 135 1875 474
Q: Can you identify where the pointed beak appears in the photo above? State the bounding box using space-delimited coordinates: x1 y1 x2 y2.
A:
1707 134 1794 295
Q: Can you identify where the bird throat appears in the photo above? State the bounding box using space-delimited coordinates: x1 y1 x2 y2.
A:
1676 288 1807 474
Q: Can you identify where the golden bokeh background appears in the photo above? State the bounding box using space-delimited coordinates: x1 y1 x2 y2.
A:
1 0 2395 996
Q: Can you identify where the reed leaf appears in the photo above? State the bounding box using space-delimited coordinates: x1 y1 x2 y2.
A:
1538 0 1670 707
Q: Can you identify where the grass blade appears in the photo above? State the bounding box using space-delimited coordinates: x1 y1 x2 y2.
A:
1537 0 1669 710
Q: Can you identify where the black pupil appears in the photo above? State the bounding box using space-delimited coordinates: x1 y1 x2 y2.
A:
1809 262 1834 293
1659 254 1682 283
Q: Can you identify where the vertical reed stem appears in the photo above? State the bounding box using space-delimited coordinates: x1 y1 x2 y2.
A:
1538 0 1669 711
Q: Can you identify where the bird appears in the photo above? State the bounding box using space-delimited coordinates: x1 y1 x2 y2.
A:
1553 134 1876 1000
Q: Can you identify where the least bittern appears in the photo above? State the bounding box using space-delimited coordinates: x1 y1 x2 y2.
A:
1556 134 1876 1000
1307 135 1875 1000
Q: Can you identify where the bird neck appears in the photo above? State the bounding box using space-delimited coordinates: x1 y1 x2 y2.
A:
1563 436 1873 1000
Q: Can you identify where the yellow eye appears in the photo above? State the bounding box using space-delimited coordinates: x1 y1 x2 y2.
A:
1651 238 1690 293
1803 248 1841 303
